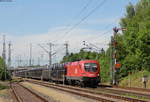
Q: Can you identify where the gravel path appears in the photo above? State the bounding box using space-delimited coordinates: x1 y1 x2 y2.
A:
0 89 14 102
22 82 96 102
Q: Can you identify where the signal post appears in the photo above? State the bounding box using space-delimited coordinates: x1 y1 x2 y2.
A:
110 27 125 85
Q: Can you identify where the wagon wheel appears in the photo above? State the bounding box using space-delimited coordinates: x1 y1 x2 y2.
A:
80 82 85 88
68 80 72 85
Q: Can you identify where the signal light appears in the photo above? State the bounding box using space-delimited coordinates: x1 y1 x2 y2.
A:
115 63 121 69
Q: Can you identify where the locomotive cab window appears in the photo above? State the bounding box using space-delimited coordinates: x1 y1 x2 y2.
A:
84 63 98 72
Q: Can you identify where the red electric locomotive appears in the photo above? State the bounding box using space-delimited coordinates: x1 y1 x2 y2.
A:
65 60 100 87
15 60 100 87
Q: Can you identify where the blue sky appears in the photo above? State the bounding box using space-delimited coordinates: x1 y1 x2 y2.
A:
0 0 139 66
0 0 138 36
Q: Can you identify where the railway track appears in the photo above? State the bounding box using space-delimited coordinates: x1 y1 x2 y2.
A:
25 79 149 102
98 84 150 100
92 87 150 100
100 84 150 93
100 84 150 92
10 82 49 102
113 86 150 93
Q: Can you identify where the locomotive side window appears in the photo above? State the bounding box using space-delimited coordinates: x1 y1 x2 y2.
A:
84 63 98 72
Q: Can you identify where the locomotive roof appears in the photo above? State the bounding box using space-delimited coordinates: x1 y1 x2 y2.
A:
66 60 99 65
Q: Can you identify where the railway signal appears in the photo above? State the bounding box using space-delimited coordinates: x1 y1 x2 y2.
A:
115 63 121 69
110 27 126 85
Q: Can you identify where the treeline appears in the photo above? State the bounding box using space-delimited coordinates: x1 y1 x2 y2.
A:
118 0 150 76
61 0 150 82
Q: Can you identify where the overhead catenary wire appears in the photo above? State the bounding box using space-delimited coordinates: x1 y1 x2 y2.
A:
53 0 107 43
61 0 107 41
86 29 112 42
83 16 120 44
52 0 94 43
20 0 112 65
74 0 93 19
63 0 93 30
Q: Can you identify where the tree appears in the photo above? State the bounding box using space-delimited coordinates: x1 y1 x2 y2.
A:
0 57 11 80
119 0 150 75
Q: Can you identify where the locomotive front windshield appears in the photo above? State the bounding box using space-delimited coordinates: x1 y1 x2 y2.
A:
84 63 98 72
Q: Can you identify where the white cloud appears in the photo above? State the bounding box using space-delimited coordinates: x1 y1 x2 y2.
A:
0 27 111 67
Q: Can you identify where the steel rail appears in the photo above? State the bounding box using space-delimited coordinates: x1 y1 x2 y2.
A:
26 79 149 102
10 82 49 102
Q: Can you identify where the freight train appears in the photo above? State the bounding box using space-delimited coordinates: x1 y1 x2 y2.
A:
15 60 100 87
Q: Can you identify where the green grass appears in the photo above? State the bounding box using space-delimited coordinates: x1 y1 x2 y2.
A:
123 93 150 101
10 79 23 83
0 84 9 90
119 70 150 88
